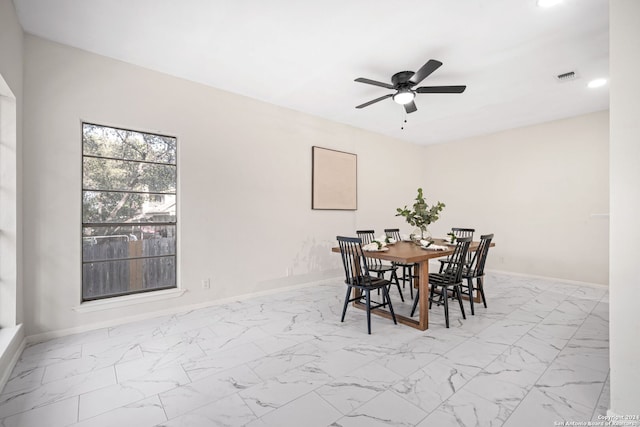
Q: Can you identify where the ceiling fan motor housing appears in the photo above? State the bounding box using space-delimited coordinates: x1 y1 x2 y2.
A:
391 71 416 88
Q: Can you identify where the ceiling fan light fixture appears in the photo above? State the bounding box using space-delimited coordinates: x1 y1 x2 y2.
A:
393 89 415 105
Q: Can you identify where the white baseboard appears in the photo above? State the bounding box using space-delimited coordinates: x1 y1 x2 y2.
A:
26 276 342 345
0 324 26 392
22 269 606 347
485 268 608 288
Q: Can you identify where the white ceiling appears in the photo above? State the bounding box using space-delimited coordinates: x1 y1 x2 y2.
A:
13 0 609 145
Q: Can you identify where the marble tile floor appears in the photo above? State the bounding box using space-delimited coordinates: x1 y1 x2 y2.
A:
0 272 611 427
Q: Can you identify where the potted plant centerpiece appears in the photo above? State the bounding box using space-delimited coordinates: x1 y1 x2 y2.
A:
396 188 445 242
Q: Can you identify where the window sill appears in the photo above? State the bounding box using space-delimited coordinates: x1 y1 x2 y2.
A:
72 288 187 313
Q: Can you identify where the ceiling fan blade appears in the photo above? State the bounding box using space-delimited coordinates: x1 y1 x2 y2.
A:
416 85 467 94
404 101 417 114
355 94 393 109
354 77 395 89
409 60 443 85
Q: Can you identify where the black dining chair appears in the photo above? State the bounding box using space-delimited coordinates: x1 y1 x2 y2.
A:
384 228 415 299
356 230 404 302
410 236 471 328
336 236 397 334
461 234 493 315
439 227 475 273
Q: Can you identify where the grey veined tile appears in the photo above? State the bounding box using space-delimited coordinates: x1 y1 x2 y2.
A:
503 387 593 427
239 364 333 417
461 359 540 412
159 364 262 419
159 393 257 427
0 397 79 427
0 366 116 418
336 390 428 427
316 361 402 414
0 272 609 427
534 360 608 410
258 392 342 427
417 389 510 427
392 357 476 413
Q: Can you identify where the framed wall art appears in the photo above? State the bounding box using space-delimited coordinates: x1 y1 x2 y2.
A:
312 146 357 210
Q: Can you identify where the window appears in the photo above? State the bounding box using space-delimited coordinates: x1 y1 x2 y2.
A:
82 123 177 301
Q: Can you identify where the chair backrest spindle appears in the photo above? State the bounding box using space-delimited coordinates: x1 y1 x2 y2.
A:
356 230 376 244
355 230 382 270
384 228 402 242
337 236 372 287
451 228 475 239
469 234 494 277
441 236 472 283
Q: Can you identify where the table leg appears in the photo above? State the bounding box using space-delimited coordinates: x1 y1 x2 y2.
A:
416 260 429 330
350 255 429 331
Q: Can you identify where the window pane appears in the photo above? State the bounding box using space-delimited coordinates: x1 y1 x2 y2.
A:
82 122 177 302
83 157 176 193
83 191 176 223
82 123 176 164
83 225 176 262
82 256 176 300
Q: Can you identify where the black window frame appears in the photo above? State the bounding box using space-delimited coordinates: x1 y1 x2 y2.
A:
81 122 177 302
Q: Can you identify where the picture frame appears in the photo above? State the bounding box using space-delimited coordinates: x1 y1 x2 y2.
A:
312 146 357 210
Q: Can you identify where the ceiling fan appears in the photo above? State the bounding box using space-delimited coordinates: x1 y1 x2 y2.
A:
354 59 466 114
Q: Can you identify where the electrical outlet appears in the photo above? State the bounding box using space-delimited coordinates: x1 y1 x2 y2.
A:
202 278 210 289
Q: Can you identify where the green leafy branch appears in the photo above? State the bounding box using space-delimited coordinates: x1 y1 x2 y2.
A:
395 188 445 234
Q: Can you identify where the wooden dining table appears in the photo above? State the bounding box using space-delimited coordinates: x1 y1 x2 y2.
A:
331 239 491 331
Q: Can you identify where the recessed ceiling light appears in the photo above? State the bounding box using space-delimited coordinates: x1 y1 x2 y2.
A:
587 78 607 88
537 0 562 7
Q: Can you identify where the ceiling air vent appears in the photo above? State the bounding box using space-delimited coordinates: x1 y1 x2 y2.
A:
556 71 578 82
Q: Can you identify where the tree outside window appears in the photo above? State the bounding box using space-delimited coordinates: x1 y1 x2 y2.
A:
82 123 177 301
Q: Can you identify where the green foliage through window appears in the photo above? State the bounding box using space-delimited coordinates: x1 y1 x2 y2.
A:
81 123 177 301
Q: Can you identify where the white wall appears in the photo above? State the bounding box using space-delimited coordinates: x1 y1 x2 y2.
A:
422 111 609 285
22 35 426 336
0 0 25 390
0 0 23 329
609 0 640 416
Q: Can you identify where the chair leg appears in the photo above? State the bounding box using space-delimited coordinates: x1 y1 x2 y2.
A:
443 286 450 328
401 265 408 288
478 277 487 308
410 289 419 317
456 284 466 320
429 282 435 309
391 270 404 302
466 277 475 315
341 286 352 322
409 264 415 299
366 289 372 335
383 286 397 324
